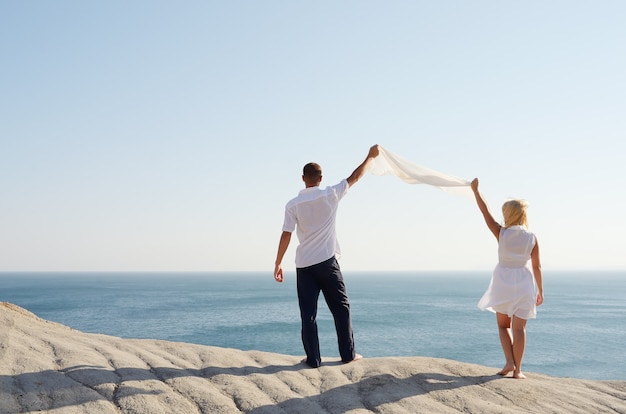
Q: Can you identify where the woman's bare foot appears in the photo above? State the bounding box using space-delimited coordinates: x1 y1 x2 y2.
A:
497 363 515 376
513 371 527 379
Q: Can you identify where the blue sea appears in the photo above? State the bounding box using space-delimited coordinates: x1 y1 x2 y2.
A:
1 271 624 381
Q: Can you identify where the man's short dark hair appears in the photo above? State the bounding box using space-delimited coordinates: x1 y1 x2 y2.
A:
303 162 322 180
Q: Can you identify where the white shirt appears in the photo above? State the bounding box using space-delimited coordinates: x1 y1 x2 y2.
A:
282 179 349 268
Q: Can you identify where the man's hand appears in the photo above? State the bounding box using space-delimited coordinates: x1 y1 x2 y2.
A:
368 144 380 158
347 144 381 187
274 263 284 283
274 232 291 283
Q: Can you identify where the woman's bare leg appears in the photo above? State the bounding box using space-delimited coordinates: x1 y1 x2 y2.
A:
511 316 528 379
496 312 515 375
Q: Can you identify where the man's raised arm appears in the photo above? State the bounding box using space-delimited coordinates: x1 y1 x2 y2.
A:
346 144 380 187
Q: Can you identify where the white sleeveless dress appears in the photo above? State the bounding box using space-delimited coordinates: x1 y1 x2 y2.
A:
478 225 537 319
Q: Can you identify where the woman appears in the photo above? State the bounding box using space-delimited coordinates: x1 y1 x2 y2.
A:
471 178 544 379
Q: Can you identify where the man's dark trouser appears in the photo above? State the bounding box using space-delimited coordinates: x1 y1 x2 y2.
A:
296 256 355 368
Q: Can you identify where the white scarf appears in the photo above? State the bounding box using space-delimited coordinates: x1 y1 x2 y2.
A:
367 146 472 197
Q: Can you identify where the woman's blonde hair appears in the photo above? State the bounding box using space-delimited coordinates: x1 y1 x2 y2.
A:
502 199 529 228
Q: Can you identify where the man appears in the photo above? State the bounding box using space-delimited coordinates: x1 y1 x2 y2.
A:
274 144 380 368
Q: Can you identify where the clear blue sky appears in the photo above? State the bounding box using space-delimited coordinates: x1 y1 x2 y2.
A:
1 1 625 272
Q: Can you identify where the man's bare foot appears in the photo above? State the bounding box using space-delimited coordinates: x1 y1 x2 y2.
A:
513 371 527 379
300 358 320 368
497 363 515 376
344 353 363 363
